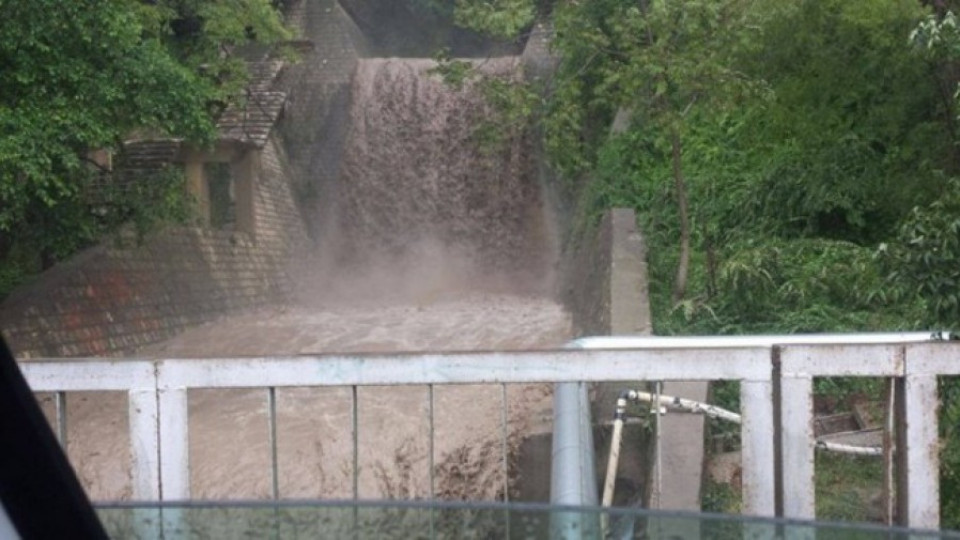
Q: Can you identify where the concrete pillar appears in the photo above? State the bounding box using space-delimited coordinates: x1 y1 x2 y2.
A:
896 374 940 528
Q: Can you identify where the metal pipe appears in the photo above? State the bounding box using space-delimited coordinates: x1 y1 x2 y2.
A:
571 332 950 350
629 389 884 455
597 384 889 530
882 379 896 525
500 383 509 503
601 391 634 508
600 391 632 538
550 341 601 539
501 383 510 540
428 385 436 540
550 382 598 505
351 386 358 501
428 384 435 500
267 387 279 500
632 389 882 455
815 440 882 457
653 382 662 510
633 391 741 424
550 381 599 539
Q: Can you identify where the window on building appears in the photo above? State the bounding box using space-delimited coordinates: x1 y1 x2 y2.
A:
205 162 236 230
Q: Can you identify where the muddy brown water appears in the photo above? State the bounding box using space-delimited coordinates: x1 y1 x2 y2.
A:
41 294 570 501
39 57 569 502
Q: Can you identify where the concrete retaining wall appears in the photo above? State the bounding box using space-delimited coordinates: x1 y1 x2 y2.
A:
561 207 706 512
0 137 308 358
558 208 655 506
562 208 652 338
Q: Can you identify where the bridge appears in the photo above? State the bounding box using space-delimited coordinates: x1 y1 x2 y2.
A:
20 334 955 532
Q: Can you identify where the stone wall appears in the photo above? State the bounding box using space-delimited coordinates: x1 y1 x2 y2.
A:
0 137 308 359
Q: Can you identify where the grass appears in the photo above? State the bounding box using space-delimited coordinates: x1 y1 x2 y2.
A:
815 452 884 522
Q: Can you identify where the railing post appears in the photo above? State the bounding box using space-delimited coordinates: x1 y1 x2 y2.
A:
740 379 775 516
129 389 160 500
779 374 815 520
158 387 190 500
896 373 939 529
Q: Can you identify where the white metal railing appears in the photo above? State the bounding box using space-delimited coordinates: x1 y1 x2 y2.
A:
19 337 960 530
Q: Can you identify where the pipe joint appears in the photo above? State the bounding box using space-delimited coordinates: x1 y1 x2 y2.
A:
613 389 640 420
613 398 627 420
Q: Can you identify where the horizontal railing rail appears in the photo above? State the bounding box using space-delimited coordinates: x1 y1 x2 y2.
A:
19 337 959 530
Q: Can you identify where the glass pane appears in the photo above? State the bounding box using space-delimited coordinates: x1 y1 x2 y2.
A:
97 502 960 540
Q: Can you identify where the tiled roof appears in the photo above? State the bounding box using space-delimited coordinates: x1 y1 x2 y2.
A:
121 59 286 158
216 90 287 148
247 60 285 91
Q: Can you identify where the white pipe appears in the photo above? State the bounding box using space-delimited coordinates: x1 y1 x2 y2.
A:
572 332 950 350
633 391 741 424
556 334 925 527
652 382 662 510
601 397 629 508
629 391 883 456
816 440 883 457
600 395 629 537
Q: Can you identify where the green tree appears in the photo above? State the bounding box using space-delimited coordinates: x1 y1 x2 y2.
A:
453 0 535 40
548 0 761 302
0 0 289 296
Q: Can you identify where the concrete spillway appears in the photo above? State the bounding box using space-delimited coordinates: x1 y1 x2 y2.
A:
297 57 555 304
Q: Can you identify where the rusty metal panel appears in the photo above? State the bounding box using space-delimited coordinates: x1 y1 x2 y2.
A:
780 376 816 520
779 344 904 378
741 380 775 517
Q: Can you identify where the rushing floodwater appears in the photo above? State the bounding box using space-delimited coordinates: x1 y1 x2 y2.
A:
49 294 570 500
49 57 571 502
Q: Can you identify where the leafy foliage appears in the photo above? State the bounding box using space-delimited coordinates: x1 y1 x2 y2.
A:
0 1 211 231
453 0 535 40
429 52 540 152
545 0 762 177
0 0 289 298
549 0 960 524
559 0 943 333
882 179 960 325
458 0 960 518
